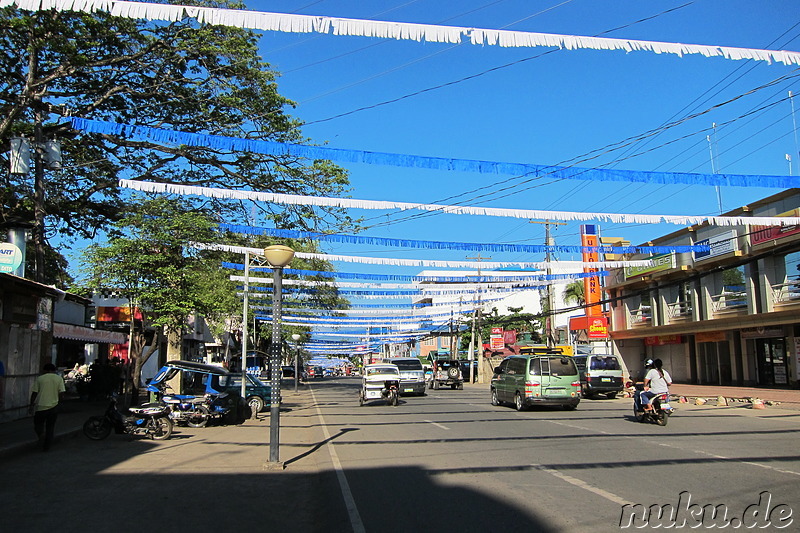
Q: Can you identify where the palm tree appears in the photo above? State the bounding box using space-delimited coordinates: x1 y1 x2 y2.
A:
563 281 585 307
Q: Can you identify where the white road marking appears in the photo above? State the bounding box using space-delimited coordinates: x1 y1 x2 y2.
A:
531 464 632 506
528 410 800 477
310 386 365 533
424 419 451 430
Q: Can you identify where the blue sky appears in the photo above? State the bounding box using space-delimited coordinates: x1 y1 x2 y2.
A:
238 0 799 279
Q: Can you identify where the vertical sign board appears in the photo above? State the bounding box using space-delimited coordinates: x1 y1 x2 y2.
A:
580 225 601 317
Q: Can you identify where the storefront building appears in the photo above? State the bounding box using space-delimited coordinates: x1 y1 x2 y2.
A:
605 189 800 388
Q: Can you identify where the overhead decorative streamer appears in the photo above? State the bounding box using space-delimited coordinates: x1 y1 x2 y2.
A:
242 285 532 296
73 118 800 189
226 262 600 283
7 1 800 66
231 275 599 289
195 242 653 269
124 181 800 227
220 223 706 254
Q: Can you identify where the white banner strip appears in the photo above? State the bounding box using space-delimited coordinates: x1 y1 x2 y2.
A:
198 242 651 268
123 180 800 227
5 0 798 66
231 275 561 289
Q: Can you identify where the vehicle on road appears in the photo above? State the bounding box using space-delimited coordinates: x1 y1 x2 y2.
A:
572 354 625 399
83 394 173 441
633 389 674 426
359 364 401 406
429 359 464 390
382 357 426 395
491 350 581 410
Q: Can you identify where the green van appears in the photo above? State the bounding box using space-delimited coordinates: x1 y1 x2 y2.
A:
490 350 581 410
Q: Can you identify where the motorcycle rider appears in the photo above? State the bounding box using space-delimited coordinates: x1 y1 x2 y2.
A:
641 358 672 411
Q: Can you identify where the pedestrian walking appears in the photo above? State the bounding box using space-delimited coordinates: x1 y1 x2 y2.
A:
29 363 66 451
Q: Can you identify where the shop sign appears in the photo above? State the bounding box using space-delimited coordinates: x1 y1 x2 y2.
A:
490 336 505 350
693 230 737 261
644 335 683 346
587 316 609 338
751 208 800 245
581 225 602 316
0 242 23 273
740 326 784 339
696 331 727 343
625 253 676 279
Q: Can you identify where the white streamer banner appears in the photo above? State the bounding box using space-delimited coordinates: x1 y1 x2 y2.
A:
198 242 652 269
124 180 800 227
3 0 799 65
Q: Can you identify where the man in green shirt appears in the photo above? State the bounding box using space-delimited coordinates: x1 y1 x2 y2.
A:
30 363 66 451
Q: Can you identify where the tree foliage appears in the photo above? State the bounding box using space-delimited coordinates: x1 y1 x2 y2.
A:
1 1 354 284
81 196 239 386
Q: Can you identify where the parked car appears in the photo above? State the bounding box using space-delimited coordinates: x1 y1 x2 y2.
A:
382 357 426 396
491 352 581 410
430 359 464 390
212 372 276 414
571 354 625 399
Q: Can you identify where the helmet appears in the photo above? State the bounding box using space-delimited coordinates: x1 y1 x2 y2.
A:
645 359 654 367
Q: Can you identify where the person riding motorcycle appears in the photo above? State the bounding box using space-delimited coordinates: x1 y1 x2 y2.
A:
641 358 672 411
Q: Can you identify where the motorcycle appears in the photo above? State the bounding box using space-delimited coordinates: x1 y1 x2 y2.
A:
633 390 674 426
159 393 211 428
83 395 173 440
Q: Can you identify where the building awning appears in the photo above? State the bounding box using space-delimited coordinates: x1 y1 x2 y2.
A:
53 323 126 344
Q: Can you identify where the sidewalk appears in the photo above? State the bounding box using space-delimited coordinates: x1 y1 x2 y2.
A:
669 383 800 408
0 396 111 458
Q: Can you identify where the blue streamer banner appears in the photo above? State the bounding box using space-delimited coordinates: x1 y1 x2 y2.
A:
219 223 707 254
71 117 798 188
223 262 608 282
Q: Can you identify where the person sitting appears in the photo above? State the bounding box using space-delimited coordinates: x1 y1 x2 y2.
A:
641 359 672 411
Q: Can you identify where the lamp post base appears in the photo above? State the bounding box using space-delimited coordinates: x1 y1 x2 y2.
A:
262 460 286 471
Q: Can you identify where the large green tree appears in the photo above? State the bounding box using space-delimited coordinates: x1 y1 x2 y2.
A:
82 196 239 395
1 0 354 284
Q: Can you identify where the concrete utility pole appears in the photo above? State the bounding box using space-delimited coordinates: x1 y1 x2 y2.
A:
530 220 566 347
466 254 490 384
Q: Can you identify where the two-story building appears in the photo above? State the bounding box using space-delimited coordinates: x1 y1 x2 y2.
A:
606 189 800 388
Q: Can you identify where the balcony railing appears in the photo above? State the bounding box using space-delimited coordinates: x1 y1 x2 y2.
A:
772 279 800 305
629 305 652 326
711 287 748 313
667 300 692 319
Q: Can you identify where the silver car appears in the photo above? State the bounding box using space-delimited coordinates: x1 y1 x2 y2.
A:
383 357 426 396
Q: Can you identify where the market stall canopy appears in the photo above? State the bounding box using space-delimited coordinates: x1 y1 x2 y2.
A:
53 323 126 344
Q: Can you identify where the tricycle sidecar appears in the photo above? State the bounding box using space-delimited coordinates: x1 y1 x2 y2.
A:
359 364 401 406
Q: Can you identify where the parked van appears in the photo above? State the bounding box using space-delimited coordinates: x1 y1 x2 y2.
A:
490 349 581 410
571 354 625 399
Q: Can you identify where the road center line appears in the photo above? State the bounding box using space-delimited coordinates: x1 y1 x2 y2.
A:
309 386 365 533
424 419 450 430
531 463 632 506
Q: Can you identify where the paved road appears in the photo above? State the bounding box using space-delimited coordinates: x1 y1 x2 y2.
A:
3 377 799 532
313 378 800 531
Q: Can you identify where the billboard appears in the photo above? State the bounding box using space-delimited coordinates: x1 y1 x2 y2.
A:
693 230 737 261
580 225 602 316
625 253 676 279
751 208 800 245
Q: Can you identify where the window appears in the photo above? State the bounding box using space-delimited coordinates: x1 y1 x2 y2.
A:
589 356 620 371
508 358 526 375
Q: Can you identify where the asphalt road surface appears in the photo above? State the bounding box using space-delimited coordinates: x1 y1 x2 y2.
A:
312 378 800 532
3 377 799 532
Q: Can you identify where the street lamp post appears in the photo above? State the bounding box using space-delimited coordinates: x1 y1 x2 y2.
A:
291 333 301 392
263 245 295 469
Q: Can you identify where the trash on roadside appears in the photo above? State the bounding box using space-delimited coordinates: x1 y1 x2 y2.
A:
695 397 707 406
716 395 728 407
751 398 766 409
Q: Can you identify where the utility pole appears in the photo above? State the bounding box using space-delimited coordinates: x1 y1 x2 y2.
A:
530 220 566 347
466 254 490 383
